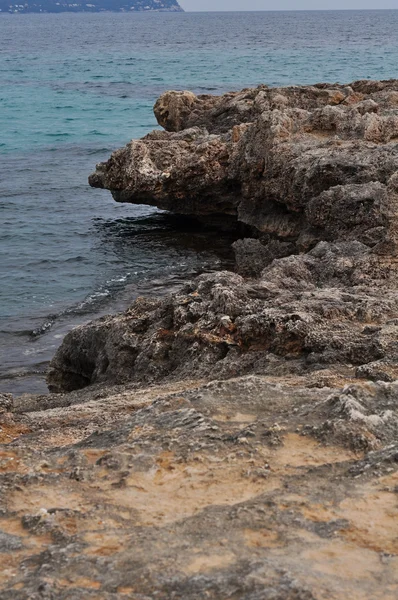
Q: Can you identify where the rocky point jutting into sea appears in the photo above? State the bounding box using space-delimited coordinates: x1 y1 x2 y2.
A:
1 80 398 598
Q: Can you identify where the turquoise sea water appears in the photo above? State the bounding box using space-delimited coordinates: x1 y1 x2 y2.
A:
1 10 398 394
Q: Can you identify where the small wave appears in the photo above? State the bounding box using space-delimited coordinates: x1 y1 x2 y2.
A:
86 147 112 155
75 290 110 310
0 328 35 338
27 272 133 339
23 259 205 343
30 316 57 338
0 364 48 381
65 255 87 263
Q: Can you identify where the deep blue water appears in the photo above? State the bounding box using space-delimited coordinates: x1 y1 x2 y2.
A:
1 10 398 394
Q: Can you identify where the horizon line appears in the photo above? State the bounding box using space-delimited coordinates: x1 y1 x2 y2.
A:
181 8 398 12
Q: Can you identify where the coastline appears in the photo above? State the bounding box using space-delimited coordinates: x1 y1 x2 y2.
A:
1 79 398 596
0 0 184 14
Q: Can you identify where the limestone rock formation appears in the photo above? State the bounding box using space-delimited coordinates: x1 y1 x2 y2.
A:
82 80 398 396
3 81 398 597
90 80 398 256
47 241 398 393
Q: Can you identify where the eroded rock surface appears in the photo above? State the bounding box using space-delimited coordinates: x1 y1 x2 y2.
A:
1 376 398 598
90 80 398 255
47 241 398 393
81 80 398 394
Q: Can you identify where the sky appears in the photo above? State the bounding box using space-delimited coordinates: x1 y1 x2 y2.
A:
179 1 397 10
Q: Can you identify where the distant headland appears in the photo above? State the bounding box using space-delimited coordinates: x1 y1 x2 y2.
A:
0 0 183 13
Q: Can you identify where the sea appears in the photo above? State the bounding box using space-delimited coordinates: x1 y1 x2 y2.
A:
1 10 398 395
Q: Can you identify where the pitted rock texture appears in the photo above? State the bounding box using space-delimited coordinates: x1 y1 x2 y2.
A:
89 80 398 257
47 241 398 393
82 81 398 405
1 375 398 598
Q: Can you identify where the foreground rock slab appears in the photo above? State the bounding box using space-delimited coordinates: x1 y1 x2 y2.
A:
1 376 398 599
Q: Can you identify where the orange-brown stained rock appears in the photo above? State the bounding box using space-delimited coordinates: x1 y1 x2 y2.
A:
100 454 283 526
270 433 361 470
58 578 101 590
338 473 398 554
184 552 236 575
0 423 30 445
1 374 397 598
244 528 280 549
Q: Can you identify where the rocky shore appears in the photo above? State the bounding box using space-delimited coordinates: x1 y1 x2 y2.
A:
1 80 398 598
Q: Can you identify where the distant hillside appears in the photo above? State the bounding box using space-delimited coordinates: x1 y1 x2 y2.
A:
0 0 183 13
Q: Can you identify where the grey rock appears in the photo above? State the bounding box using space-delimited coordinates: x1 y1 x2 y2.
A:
6 82 398 597
47 241 398 393
0 393 13 414
90 80 398 259
1 375 397 598
233 238 295 277
0 531 23 552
